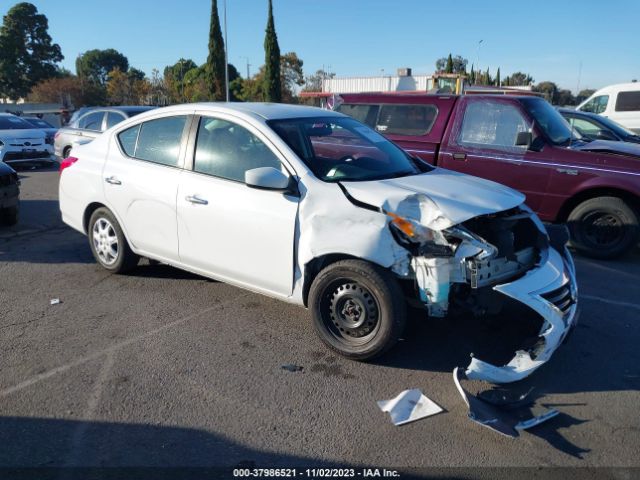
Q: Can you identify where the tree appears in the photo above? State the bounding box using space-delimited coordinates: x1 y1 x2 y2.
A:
556 89 575 106
495 67 501 87
28 75 105 107
163 58 198 103
280 52 304 102
0 2 63 101
533 81 558 103
106 68 131 104
469 64 475 85
206 0 226 101
576 88 595 103
76 49 129 85
445 54 454 74
263 0 281 102
436 54 467 74
302 69 333 93
505 71 533 87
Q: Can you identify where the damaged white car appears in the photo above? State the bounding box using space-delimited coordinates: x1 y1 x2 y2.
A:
59 103 579 383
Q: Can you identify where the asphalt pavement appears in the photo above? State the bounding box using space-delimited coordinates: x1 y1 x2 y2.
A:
1 166 639 474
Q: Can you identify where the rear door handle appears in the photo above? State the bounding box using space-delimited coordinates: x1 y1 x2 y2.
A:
105 176 121 185
185 195 208 205
452 153 467 161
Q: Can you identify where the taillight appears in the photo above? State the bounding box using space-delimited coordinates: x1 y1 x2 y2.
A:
59 156 78 174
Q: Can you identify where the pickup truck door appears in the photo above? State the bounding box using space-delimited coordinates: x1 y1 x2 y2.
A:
439 96 551 213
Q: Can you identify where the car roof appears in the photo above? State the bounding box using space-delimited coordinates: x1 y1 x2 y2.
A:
154 102 344 120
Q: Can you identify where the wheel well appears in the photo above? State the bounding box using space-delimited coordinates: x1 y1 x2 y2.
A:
557 187 640 222
302 254 381 307
83 202 106 233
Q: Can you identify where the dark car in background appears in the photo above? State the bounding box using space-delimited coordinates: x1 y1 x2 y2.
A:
0 161 19 225
22 116 58 147
54 106 157 159
559 108 640 144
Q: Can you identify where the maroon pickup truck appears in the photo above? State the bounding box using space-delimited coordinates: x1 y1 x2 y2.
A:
336 93 640 259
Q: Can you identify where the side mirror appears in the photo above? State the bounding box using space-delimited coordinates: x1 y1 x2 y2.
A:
515 131 532 148
245 167 291 191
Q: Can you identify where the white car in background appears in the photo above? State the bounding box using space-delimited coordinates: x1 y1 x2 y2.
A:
577 82 640 134
0 113 55 166
59 103 579 384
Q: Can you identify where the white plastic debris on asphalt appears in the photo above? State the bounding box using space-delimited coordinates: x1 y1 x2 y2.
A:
377 389 444 426
50 298 61 305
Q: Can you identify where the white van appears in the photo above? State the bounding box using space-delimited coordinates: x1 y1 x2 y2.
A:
577 82 640 133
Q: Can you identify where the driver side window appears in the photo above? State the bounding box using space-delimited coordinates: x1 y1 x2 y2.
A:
458 100 531 153
581 95 609 114
193 117 282 182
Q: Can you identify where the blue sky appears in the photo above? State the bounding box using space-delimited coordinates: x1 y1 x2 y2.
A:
6 0 640 93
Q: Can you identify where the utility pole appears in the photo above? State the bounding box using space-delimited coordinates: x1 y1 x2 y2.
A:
240 56 251 78
223 0 229 101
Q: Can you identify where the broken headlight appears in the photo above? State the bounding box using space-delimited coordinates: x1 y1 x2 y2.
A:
387 212 453 256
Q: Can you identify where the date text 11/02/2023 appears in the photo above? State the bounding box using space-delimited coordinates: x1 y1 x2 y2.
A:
232 468 401 478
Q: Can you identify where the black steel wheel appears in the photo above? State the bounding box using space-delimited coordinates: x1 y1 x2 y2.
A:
309 259 406 360
568 196 639 259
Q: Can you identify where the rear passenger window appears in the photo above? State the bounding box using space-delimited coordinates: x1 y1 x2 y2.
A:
194 117 282 182
615 91 640 112
79 111 104 131
117 116 187 167
106 112 126 129
118 125 140 156
336 104 379 127
375 105 438 136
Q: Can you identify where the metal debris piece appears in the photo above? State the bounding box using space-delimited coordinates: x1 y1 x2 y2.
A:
281 364 304 373
50 298 61 305
453 367 559 438
377 389 444 426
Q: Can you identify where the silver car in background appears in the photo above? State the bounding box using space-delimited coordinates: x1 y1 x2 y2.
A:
54 106 156 159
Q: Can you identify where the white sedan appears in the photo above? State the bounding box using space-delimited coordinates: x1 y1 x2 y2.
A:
59 103 579 383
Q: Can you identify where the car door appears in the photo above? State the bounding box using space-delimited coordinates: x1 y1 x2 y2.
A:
103 113 192 262
439 97 551 212
177 114 299 296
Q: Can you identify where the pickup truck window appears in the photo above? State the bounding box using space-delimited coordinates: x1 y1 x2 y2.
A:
269 117 422 182
458 100 529 151
336 104 379 127
376 104 438 136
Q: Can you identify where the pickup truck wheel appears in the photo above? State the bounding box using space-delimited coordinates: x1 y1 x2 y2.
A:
88 207 139 273
568 196 639 259
308 260 406 361
1 206 18 226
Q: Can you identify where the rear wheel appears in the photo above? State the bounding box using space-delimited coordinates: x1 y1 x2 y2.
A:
308 260 406 361
88 207 139 273
568 196 639 259
62 146 72 159
0 206 18 226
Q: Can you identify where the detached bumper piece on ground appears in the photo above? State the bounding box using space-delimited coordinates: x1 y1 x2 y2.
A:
453 367 559 438
377 389 444 426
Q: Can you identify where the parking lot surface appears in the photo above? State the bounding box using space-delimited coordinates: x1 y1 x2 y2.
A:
1 167 639 470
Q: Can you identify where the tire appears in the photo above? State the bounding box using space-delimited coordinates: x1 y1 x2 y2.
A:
567 196 639 259
88 207 139 273
1 206 18 226
308 259 406 361
63 146 72 159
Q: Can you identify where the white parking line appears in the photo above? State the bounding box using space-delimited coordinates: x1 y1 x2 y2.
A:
0 294 249 398
580 294 640 311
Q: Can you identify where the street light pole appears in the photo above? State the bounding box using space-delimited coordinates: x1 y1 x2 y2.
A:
223 0 229 102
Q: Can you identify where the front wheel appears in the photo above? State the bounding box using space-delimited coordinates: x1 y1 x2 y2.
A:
308 260 406 361
88 207 139 273
567 196 639 259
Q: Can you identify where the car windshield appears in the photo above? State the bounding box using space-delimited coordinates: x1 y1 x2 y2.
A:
268 117 423 182
24 118 54 128
520 97 581 145
596 115 638 137
0 116 33 130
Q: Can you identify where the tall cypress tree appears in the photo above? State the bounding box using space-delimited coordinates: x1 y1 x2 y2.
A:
445 53 454 74
263 0 281 102
496 67 501 87
469 64 475 85
206 0 226 101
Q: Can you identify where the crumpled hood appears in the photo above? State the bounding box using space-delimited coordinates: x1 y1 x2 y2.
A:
570 139 640 158
340 168 525 231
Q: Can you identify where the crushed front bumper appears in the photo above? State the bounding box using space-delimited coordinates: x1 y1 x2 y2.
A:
465 246 579 383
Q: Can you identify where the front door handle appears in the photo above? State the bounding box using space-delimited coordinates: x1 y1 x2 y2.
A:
452 153 467 161
185 195 208 205
105 176 121 185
